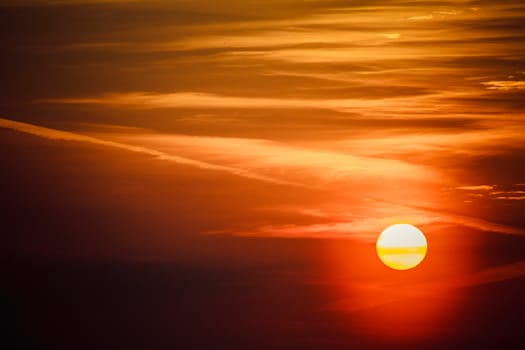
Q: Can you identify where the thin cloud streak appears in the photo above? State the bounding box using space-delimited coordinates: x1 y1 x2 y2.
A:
332 125 525 162
38 91 439 113
0 117 440 190
0 118 303 187
39 90 525 124
218 195 525 240
482 81 525 91
495 196 525 201
108 133 435 184
234 209 525 240
457 185 495 191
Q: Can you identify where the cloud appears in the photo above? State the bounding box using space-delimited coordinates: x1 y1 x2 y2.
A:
378 33 401 39
481 81 525 91
218 195 525 240
37 91 443 115
107 131 435 186
490 190 525 195
456 184 525 202
0 118 302 187
456 185 495 191
0 116 440 189
229 214 439 241
334 125 525 160
408 15 433 20
434 10 460 16
495 196 525 201
38 91 365 110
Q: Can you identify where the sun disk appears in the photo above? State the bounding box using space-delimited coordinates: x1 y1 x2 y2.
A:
376 224 427 270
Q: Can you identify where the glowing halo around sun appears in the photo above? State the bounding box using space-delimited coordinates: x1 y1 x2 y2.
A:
376 224 428 270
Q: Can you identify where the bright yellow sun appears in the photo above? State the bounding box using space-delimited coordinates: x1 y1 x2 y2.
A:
376 224 427 270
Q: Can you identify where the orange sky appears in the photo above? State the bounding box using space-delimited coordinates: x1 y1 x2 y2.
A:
1 1 525 348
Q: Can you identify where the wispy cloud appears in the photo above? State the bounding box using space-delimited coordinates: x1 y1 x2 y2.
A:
434 10 460 16
105 131 436 186
408 14 433 20
217 196 525 240
333 125 525 160
38 91 456 118
481 81 525 91
457 185 525 202
38 91 404 111
0 118 302 187
229 214 439 241
495 196 525 201
456 185 495 191
0 116 444 191
378 33 401 39
490 191 525 195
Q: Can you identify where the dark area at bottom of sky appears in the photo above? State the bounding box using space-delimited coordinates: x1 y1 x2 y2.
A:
2 261 524 350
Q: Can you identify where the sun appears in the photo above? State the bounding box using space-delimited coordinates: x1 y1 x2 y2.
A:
376 224 427 270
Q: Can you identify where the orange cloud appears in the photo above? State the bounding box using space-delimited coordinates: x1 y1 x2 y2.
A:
495 196 525 201
408 15 433 20
481 81 525 91
0 118 301 187
456 185 495 191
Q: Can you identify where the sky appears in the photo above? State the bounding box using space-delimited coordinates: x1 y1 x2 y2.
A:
1 1 525 349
